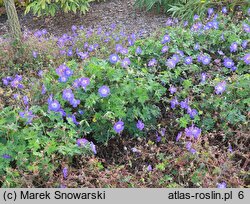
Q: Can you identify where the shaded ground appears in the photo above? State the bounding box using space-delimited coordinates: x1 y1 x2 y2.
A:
0 0 167 36
20 131 249 188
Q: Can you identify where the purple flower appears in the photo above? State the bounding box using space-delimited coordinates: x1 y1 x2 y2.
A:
162 34 171 44
41 29 47 35
19 109 35 124
71 25 77 32
191 22 203 31
222 7 227 14
189 148 196 154
166 58 176 68
147 165 152 171
10 75 22 88
197 54 203 63
63 167 68 179
243 23 250 33
78 52 89 60
169 86 177 94
70 98 80 108
67 114 79 125
131 147 138 153
170 97 178 109
41 84 46 95
78 110 84 115
136 46 142 55
113 120 124 134
98 85 110 97
215 81 226 95
212 21 219 29
73 78 81 88
60 50 66 55
176 132 182 141
88 45 95 52
77 138 89 147
228 144 233 153
59 76 68 83
109 54 119 64
230 42 238 53
48 99 61 112
201 55 211 65
58 109 66 117
218 50 225 56
156 133 162 143
161 46 168 53
172 54 180 63
242 40 248 49
17 84 24 89
160 128 166 136
128 38 135 46
13 94 19 99
223 58 234 68
243 53 250 65
136 120 144 130
121 57 131 68
115 44 123 53
185 125 201 139
80 77 90 89
90 142 97 154
32 51 38 58
56 64 67 77
38 70 43 77
62 89 74 101
188 108 198 119
231 66 237 72
180 99 189 109
148 58 157 67
193 14 199 20
166 18 173 26
206 21 213 29
217 182 227 188
201 73 206 83
67 49 73 56
207 8 214 16
2 154 11 159
64 68 73 77
6 76 13 81
2 78 9 85
194 43 200 50
186 142 192 150
23 96 29 105
120 48 128 55
184 56 193 65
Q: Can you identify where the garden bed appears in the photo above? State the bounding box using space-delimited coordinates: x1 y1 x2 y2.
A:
0 3 249 188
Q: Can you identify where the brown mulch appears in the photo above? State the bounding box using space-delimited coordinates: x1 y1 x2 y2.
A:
0 0 167 37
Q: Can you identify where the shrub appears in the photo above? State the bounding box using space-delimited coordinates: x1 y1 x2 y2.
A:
134 0 250 20
0 105 95 187
42 58 166 143
25 0 94 16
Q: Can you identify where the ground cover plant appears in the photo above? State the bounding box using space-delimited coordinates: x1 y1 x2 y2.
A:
0 6 249 187
134 0 250 20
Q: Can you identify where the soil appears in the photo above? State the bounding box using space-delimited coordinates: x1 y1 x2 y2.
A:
0 0 167 37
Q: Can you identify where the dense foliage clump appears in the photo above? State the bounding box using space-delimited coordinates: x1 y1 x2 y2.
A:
134 0 250 20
